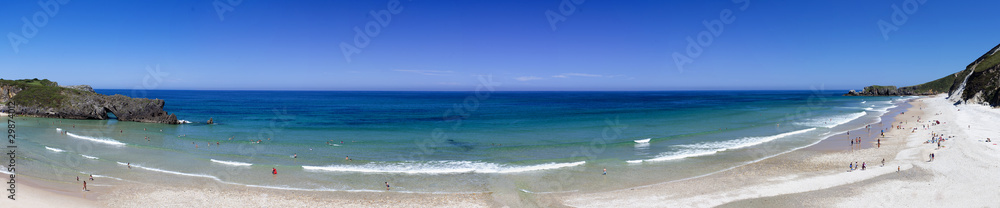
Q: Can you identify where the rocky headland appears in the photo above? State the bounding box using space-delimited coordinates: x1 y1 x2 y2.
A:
847 43 1000 107
0 79 180 124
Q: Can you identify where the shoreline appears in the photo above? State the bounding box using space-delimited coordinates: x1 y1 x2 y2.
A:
556 96 925 207
557 94 1000 207
7 95 999 207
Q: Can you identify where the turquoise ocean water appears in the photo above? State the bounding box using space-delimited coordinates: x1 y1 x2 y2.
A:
5 90 909 193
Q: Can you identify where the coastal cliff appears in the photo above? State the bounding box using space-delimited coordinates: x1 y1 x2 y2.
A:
0 79 180 124
847 43 1000 107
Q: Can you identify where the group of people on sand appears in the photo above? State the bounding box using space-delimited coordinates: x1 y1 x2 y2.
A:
849 161 866 171
850 136 864 147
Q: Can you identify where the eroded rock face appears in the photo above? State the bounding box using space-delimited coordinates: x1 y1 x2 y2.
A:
60 85 95 93
1 85 179 124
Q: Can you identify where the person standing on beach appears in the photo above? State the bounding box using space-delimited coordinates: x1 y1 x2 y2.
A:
89 175 94 181
849 163 853 171
83 181 87 191
603 168 607 175
862 162 866 170
385 182 390 190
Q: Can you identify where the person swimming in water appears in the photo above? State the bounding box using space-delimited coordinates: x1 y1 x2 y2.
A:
272 168 277 175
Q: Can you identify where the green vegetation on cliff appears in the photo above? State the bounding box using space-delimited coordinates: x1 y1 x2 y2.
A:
0 78 97 108
904 73 957 94
1 78 65 108
974 47 1000 72
848 43 1000 107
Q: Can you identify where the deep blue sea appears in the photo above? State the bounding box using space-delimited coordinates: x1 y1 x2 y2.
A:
9 90 909 193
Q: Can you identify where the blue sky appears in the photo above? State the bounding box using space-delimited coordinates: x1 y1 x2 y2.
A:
1 0 998 91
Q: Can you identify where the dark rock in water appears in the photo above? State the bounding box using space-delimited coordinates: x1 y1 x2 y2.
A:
0 81 180 124
207 117 214 124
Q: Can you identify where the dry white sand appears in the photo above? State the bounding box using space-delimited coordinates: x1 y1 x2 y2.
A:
559 95 1000 207
0 181 99 208
832 95 1000 207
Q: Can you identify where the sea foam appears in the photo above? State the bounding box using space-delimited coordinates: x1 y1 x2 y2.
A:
631 128 816 164
303 160 586 174
66 131 127 146
45 146 66 153
210 159 253 166
796 112 866 128
117 162 222 181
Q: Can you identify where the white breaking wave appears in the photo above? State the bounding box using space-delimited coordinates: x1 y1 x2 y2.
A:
796 112 866 128
178 120 192 124
634 138 651 143
81 155 99 160
630 128 817 164
92 174 125 181
117 162 223 181
66 131 126 146
45 146 65 153
55 128 63 132
303 160 586 174
210 159 252 167
869 105 897 114
0 165 12 175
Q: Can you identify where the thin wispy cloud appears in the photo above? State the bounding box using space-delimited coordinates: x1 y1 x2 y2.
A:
394 69 455 76
515 76 544 81
552 73 606 78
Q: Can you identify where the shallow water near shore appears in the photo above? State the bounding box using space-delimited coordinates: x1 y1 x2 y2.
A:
11 90 911 193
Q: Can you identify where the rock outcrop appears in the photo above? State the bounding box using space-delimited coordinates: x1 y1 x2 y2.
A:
0 79 180 124
60 85 95 93
847 43 1000 108
844 85 931 96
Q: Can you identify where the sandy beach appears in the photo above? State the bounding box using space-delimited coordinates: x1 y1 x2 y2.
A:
558 94 1000 207
4 94 998 207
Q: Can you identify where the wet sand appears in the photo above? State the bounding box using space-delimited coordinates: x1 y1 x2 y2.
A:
558 94 1000 207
